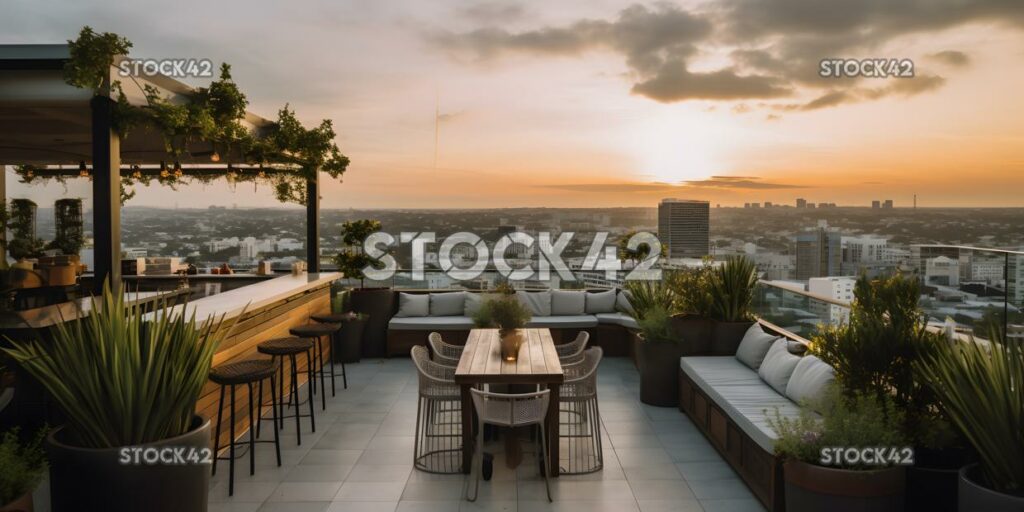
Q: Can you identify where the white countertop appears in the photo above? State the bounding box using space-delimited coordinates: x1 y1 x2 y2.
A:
174 272 341 322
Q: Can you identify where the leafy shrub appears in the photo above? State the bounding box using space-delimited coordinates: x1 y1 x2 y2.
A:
665 262 714 316
0 428 47 505
472 294 531 336
636 304 678 343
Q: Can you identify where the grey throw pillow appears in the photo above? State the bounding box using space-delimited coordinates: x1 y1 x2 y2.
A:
551 290 585 315
394 292 429 317
735 323 780 370
758 340 802 395
585 289 617 314
615 290 635 315
464 293 484 317
516 291 552 316
430 292 466 316
785 355 835 410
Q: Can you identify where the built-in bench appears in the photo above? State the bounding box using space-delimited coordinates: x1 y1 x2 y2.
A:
385 289 637 356
678 323 834 511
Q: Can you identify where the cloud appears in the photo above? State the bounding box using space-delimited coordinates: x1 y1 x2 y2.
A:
457 2 529 23
539 182 680 193
684 177 805 189
429 0 1024 110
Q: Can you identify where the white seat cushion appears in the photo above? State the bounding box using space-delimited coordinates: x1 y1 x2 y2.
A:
595 312 639 330
526 315 598 328
388 316 475 330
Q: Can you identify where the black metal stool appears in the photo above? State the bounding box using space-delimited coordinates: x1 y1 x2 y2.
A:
310 313 352 386
257 337 317 445
210 358 281 497
290 323 343 410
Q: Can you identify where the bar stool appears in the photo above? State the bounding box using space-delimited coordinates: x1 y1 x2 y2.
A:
310 313 351 387
257 337 317 445
210 358 282 497
290 322 343 410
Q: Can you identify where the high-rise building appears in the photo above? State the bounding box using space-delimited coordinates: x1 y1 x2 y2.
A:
883 199 894 209
808 276 855 324
871 200 881 209
795 228 842 280
658 198 710 259
796 198 807 208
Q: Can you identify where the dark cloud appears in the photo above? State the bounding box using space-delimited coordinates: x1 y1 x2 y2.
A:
927 50 971 67
773 75 945 111
685 177 804 189
631 61 791 102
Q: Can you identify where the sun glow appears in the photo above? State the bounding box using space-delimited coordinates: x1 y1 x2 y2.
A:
622 106 730 184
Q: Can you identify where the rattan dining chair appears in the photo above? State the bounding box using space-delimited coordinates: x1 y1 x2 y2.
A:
465 388 553 502
428 332 462 367
556 331 589 364
559 346 604 474
411 346 463 473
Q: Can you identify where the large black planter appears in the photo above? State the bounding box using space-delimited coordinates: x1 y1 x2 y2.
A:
783 460 905 512
637 338 684 407
46 416 211 512
711 320 755 356
348 288 394 358
670 314 713 354
336 316 367 363
959 463 1024 511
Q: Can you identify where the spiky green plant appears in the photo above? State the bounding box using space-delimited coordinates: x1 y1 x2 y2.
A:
707 256 758 322
2 283 235 448
624 278 677 321
914 325 1024 494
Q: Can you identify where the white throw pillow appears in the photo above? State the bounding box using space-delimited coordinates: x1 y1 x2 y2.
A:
430 292 466 316
551 290 586 315
785 355 835 410
615 290 635 315
394 292 429 317
516 291 552 316
585 289 617 314
758 340 802 395
735 323 780 370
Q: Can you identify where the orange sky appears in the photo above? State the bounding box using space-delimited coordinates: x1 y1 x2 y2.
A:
4 0 1024 208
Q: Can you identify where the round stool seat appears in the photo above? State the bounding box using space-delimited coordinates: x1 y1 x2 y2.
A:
257 337 314 356
290 323 340 337
210 359 279 385
311 312 358 324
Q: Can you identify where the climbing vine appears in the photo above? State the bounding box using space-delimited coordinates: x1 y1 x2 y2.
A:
16 26 349 204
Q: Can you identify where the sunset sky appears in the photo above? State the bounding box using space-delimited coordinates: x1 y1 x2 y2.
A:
4 0 1024 208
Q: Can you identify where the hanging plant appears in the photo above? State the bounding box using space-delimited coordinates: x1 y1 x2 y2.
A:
63 27 131 93
49 198 85 256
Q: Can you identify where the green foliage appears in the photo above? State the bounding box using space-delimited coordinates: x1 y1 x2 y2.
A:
472 295 531 336
335 220 385 285
617 231 664 262
636 304 678 343
707 256 757 322
810 273 948 447
665 260 714 316
0 428 47 505
769 384 908 470
63 26 132 92
915 325 1024 494
49 198 85 256
2 283 236 448
624 278 676 320
6 199 43 260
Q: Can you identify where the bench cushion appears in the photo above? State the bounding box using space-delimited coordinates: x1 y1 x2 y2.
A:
516 291 552 316
388 316 476 330
680 356 805 452
394 292 429 317
585 290 617 314
785 355 835 410
735 323 780 370
758 340 802 395
526 315 598 328
595 312 639 330
615 290 635 315
551 290 586 315
430 292 466 316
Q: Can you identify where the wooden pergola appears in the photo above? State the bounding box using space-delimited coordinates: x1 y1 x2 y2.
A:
0 44 324 293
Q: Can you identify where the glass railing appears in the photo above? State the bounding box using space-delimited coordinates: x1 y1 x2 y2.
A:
336 268 623 291
752 280 849 340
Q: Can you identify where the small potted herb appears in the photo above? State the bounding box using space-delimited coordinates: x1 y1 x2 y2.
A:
472 292 531 361
335 219 393 357
0 428 47 512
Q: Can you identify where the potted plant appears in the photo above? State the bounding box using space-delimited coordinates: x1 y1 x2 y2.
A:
40 198 86 286
2 283 235 512
472 291 531 361
707 256 757 355
0 428 47 512
915 324 1024 510
665 263 715 354
331 286 368 363
770 385 910 511
634 304 685 407
6 200 44 289
335 219 393 358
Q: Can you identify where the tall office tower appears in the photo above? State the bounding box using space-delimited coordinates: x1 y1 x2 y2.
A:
796 198 807 208
883 199 894 208
658 199 710 259
795 228 842 280
872 200 881 209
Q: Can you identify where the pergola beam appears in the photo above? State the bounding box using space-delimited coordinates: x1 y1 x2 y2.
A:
90 94 121 295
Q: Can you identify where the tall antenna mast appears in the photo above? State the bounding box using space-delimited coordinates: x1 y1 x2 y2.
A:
434 89 439 172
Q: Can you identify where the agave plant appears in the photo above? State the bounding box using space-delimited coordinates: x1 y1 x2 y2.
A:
624 278 676 321
707 256 758 322
3 283 235 448
914 325 1024 494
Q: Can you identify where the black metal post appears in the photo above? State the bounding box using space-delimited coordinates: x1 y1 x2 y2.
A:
1005 253 1010 339
306 174 320 273
91 95 121 295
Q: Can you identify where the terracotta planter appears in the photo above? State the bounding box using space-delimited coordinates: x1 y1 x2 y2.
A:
348 288 395 358
637 336 684 407
670 314 713 355
783 460 905 512
0 491 33 512
959 463 1024 511
46 416 211 512
336 316 366 363
711 320 754 356
42 265 78 286
499 330 523 361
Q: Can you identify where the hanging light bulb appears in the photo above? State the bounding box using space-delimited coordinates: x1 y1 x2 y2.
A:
210 145 220 162
226 164 237 182
78 161 90 177
131 165 143 179
257 163 266 179
159 161 169 178
25 168 34 178
173 161 183 178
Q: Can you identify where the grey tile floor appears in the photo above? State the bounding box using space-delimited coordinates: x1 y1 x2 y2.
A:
207 357 765 512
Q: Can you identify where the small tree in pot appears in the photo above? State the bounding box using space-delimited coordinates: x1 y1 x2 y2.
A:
634 303 684 407
665 262 715 353
2 283 235 512
0 428 47 511
707 256 758 355
334 219 393 358
472 290 531 361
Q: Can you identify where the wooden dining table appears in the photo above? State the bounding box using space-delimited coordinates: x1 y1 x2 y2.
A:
454 328 565 477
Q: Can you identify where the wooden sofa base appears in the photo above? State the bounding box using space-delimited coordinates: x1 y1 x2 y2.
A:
678 370 784 511
387 324 632 357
